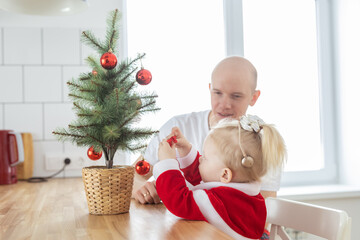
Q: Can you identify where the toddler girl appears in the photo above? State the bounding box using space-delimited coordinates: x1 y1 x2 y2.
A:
153 115 286 240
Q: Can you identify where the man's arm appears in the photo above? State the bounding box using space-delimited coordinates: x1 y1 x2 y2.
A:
131 155 161 204
260 190 277 199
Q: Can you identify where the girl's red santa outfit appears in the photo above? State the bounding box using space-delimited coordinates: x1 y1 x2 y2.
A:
153 147 266 240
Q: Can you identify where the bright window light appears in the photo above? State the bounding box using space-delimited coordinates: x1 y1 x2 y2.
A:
127 0 225 132
242 0 322 172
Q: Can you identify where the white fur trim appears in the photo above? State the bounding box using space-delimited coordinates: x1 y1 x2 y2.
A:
153 159 180 180
177 145 198 169
153 159 196 189
193 190 255 240
192 181 261 196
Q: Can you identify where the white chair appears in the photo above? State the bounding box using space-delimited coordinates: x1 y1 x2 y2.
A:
265 197 352 240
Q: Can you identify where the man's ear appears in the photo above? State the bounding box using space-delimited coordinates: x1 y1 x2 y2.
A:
250 90 261 106
220 168 232 183
209 83 212 90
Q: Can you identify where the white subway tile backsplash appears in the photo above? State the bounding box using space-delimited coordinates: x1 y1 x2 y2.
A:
0 104 3 128
24 66 62 102
43 28 81 65
0 66 23 103
1 26 126 178
0 29 3 65
33 141 64 177
62 66 90 102
64 142 88 154
3 28 42 65
4 104 43 140
64 142 105 167
44 103 74 140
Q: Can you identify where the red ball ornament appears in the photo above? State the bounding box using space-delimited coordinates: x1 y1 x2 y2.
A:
100 52 117 70
136 68 152 85
87 146 103 161
135 159 150 175
167 136 177 147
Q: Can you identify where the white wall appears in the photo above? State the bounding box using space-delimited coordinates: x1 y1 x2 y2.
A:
0 0 123 28
0 0 129 177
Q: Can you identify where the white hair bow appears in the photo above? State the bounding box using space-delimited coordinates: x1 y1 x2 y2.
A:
240 115 265 133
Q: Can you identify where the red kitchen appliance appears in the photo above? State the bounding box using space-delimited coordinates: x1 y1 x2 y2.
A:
0 130 24 184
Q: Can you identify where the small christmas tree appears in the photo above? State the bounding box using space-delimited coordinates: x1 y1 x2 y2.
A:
53 9 159 169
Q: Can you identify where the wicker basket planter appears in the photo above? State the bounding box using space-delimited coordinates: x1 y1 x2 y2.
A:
82 165 134 215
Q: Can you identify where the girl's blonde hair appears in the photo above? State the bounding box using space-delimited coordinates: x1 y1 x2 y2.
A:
207 116 286 183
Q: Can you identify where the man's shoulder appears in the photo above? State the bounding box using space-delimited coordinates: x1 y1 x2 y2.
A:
158 109 210 136
171 110 210 123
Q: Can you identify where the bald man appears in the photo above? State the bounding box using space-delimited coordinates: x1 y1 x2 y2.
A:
132 56 279 206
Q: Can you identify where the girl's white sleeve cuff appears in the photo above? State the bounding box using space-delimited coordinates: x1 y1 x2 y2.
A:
177 146 198 169
153 159 180 180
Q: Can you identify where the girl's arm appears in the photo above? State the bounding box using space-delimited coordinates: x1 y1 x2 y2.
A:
158 137 202 186
177 147 202 186
153 159 206 221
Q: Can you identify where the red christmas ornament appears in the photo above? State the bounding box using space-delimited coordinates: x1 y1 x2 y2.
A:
87 146 103 161
167 136 177 147
92 69 98 76
136 68 152 85
100 52 117 70
135 159 150 175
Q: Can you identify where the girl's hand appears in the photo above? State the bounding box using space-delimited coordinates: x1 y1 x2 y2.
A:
158 139 176 161
168 127 192 158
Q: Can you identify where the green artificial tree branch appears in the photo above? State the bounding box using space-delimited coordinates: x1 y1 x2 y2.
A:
67 81 81 89
115 63 127 75
52 131 86 140
108 30 116 51
118 112 138 129
119 68 138 85
85 56 99 70
138 108 161 114
69 124 99 129
80 74 92 81
77 113 94 117
126 144 148 152
82 31 107 54
68 94 94 103
105 9 120 52
129 53 146 66
111 9 119 30
137 100 156 110
73 102 84 110
90 80 103 88
124 81 136 93
80 88 96 93
85 133 106 147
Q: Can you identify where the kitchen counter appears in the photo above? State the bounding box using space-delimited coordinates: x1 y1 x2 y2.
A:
0 178 233 240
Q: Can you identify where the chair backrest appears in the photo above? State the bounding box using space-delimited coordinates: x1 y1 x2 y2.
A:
265 197 352 240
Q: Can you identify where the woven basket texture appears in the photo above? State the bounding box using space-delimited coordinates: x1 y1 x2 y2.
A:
82 165 134 215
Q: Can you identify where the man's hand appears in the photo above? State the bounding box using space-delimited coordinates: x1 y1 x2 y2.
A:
132 155 160 204
133 180 161 204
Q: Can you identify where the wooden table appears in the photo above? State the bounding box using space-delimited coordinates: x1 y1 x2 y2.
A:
0 178 233 240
